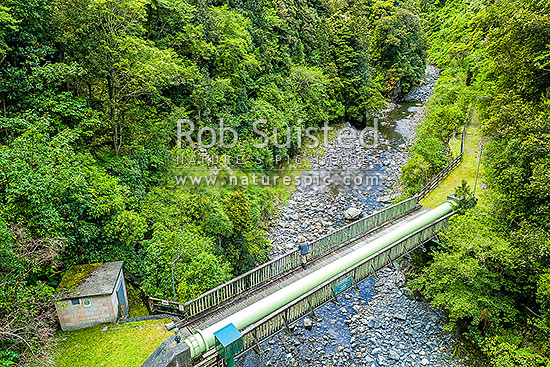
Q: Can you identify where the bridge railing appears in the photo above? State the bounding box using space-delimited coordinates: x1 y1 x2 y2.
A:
194 212 453 366
416 107 473 203
149 195 419 320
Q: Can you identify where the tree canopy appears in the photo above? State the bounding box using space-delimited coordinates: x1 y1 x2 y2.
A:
0 0 428 364
402 0 550 364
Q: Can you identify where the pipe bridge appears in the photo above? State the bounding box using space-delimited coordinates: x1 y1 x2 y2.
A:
143 196 460 367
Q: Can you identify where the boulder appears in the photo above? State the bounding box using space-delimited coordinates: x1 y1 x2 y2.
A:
344 207 363 221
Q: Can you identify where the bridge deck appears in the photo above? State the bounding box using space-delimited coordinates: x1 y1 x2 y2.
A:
185 206 430 334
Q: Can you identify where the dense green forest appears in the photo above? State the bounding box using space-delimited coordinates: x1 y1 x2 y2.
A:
402 0 550 365
0 0 428 364
2 0 548 365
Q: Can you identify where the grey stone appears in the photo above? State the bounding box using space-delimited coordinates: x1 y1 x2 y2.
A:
394 313 406 321
303 317 313 330
388 350 400 360
367 319 380 329
343 207 363 221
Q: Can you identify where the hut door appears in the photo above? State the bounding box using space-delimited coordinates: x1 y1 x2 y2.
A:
117 284 128 317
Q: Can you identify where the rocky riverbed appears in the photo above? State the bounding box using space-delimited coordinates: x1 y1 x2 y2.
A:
402 65 440 102
267 101 430 258
267 114 411 258
237 264 461 367
268 65 438 258
247 65 464 367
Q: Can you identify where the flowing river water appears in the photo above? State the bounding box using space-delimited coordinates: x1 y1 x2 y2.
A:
235 66 467 367
268 99 427 258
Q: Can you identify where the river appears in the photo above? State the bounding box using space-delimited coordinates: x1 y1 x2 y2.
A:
268 97 429 258
235 65 465 367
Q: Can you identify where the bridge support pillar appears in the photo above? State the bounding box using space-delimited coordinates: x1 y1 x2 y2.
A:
141 335 192 367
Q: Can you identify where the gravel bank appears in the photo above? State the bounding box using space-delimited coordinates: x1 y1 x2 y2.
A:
402 65 440 102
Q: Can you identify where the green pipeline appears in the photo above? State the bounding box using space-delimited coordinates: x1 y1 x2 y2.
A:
185 199 458 358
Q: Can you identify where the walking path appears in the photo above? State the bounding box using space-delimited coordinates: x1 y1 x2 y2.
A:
421 110 486 209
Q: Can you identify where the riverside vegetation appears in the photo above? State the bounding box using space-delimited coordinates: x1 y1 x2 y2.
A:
400 0 550 365
0 0 547 366
0 0 427 364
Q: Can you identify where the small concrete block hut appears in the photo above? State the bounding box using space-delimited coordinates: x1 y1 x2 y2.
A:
56 261 128 331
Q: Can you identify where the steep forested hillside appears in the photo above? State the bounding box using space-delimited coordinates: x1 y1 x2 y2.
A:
402 0 550 365
0 0 429 364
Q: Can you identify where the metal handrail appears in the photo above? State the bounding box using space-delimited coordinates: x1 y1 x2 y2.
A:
416 107 473 203
194 212 454 365
150 195 419 319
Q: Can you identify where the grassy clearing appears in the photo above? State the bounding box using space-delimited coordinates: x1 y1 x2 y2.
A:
53 319 171 367
421 111 486 209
